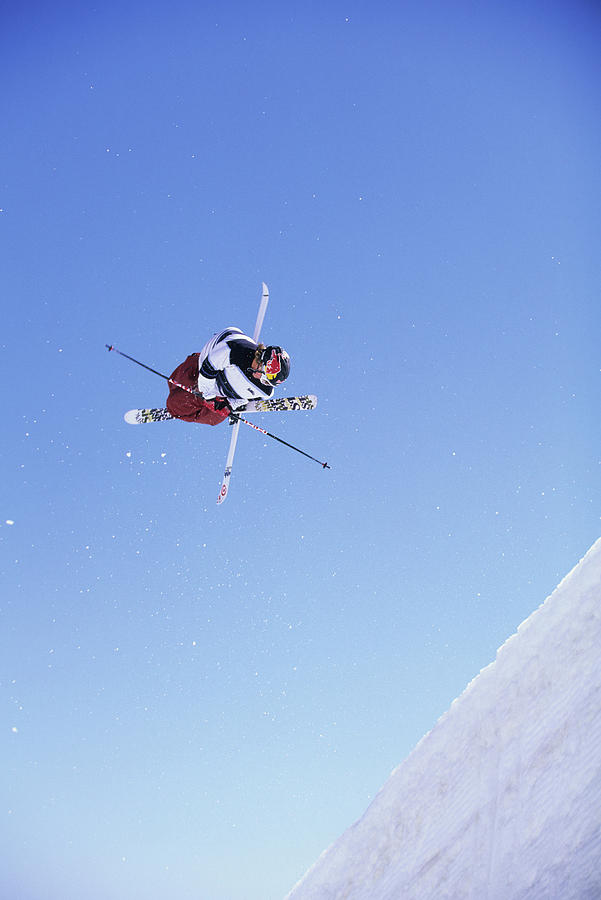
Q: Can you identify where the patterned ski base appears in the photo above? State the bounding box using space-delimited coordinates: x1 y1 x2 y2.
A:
248 395 317 412
124 395 317 424
124 407 175 424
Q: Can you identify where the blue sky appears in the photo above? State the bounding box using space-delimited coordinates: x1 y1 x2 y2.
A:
2 2 600 898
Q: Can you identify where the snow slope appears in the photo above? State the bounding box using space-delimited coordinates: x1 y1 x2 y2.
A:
286 539 601 900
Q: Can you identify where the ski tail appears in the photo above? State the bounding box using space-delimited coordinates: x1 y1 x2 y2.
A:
124 408 175 424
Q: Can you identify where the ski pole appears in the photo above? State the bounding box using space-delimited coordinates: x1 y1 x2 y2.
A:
107 343 330 468
106 344 202 396
230 412 330 469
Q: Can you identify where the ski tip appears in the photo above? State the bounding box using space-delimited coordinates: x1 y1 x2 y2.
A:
124 409 138 424
217 467 233 505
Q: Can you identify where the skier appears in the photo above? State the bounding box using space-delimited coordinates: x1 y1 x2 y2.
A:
166 327 290 425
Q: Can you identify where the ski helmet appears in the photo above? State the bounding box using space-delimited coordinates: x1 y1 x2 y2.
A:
262 346 290 384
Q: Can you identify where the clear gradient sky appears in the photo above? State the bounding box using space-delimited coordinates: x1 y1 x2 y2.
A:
2 2 600 898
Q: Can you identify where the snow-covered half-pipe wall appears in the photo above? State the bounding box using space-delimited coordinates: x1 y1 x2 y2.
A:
287 539 601 899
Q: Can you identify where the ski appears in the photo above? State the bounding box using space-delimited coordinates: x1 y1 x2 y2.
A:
217 282 269 505
124 395 317 425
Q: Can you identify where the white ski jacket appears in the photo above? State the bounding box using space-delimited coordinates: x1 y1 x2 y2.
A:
196 327 273 409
